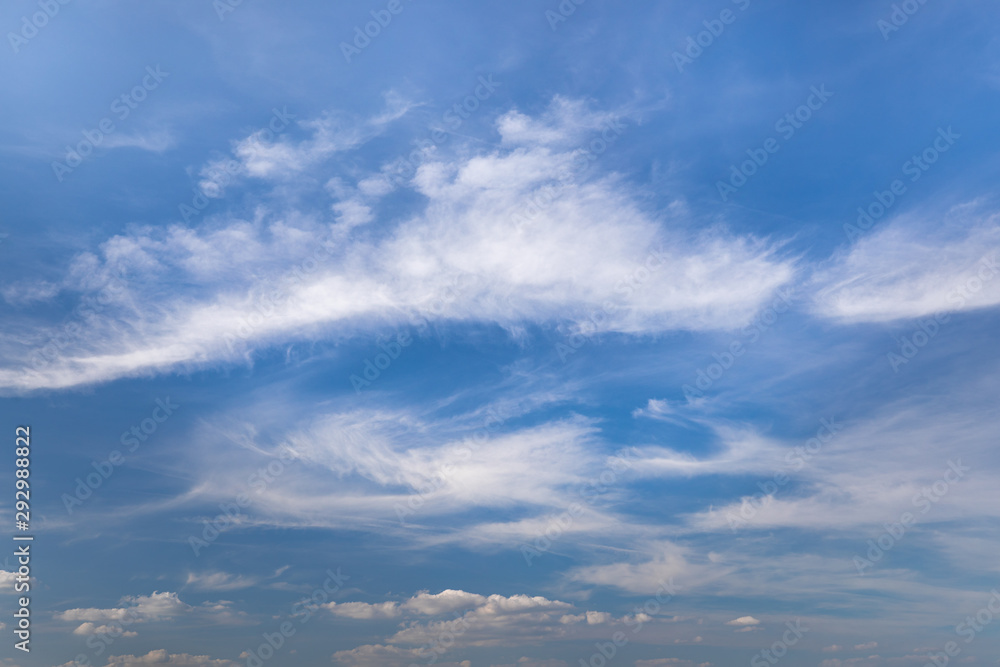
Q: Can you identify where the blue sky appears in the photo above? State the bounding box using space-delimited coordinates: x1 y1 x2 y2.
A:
2 0 1000 665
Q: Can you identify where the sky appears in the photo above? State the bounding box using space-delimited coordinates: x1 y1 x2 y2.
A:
1 0 1000 666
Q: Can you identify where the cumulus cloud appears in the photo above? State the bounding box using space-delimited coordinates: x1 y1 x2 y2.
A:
725 616 761 626
96 650 239 667
329 644 469 667
73 622 138 637
55 592 243 637
56 591 189 624
0 570 17 591
323 588 694 662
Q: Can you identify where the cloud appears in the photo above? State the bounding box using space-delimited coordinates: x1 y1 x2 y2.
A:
103 128 176 152
72 622 138 637
183 572 257 591
854 642 878 650
199 92 414 198
329 644 469 667
725 616 761 626
567 543 697 595
402 589 490 615
812 206 1000 323
497 96 621 147
0 98 794 393
326 600 402 620
95 650 239 667
322 588 693 661
55 592 244 636
56 591 189 624
627 418 786 478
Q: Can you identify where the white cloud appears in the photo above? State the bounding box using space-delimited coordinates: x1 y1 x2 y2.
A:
89 650 240 667
199 92 414 198
567 543 700 595
854 641 878 650
322 588 695 661
812 207 1000 323
497 96 621 147
73 622 138 637
55 592 244 636
57 591 189 624
402 589 489 615
329 644 469 667
326 600 401 620
184 572 257 591
725 616 761 626
0 98 794 393
103 128 176 152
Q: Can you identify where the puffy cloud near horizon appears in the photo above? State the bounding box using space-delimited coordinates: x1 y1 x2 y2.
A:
325 588 704 665
56 650 241 667
54 592 245 637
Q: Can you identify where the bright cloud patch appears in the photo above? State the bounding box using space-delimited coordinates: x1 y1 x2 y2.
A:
0 98 794 393
813 208 1000 323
